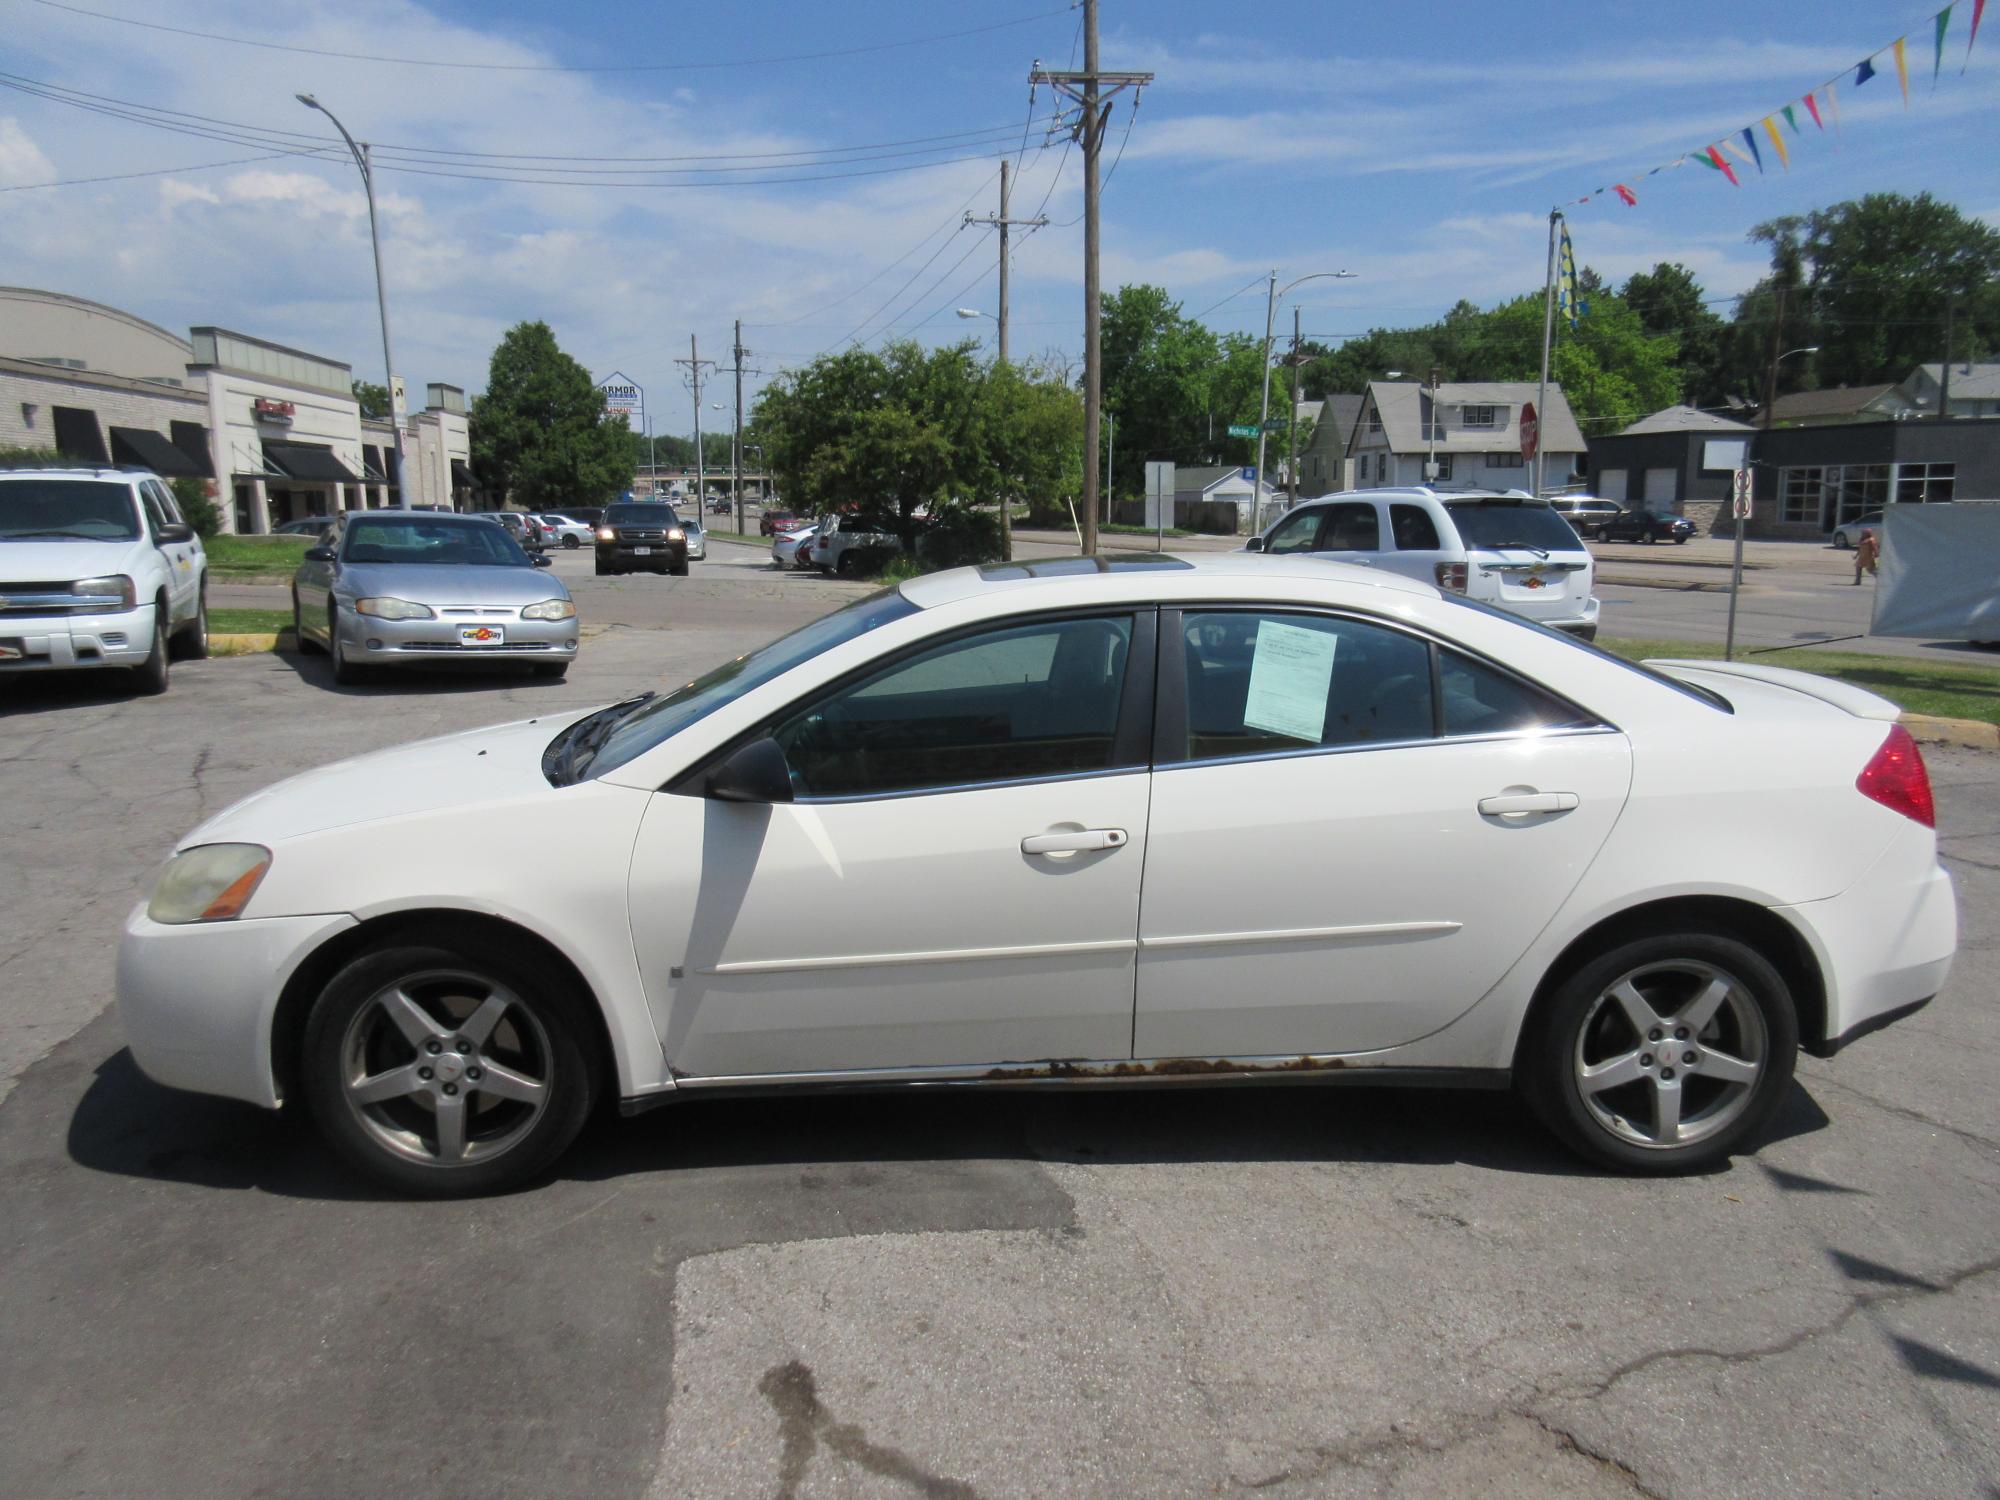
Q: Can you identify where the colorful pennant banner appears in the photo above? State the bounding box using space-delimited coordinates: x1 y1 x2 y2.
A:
1561 2 1985 209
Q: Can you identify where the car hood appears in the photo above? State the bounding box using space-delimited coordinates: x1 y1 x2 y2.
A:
329 562 570 605
181 707 601 847
0 538 149 583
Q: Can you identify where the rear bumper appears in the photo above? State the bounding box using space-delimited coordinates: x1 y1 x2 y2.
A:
1781 859 1956 1057
0 602 156 671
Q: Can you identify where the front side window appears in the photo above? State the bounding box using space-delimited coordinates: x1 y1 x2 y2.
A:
1178 611 1434 760
774 615 1135 798
137 481 173 536
1262 507 1324 554
1318 502 1380 552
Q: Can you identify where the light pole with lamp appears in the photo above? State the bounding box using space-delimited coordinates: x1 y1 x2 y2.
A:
1729 345 1819 661
1253 269 1355 535
957 307 1016 559
297 94 407 510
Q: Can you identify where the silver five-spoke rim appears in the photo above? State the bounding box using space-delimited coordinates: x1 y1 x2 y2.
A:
1573 959 1767 1150
340 969 553 1168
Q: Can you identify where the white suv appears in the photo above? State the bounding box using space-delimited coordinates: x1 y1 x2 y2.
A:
0 467 208 693
1248 487 1599 639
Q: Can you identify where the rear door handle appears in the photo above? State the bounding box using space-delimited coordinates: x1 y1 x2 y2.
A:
1478 792 1578 816
1022 828 1129 856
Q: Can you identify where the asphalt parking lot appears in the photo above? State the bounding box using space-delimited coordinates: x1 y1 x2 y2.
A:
2 543 1996 1498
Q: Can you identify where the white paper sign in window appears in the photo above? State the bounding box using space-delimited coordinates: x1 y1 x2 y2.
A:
1242 620 1336 743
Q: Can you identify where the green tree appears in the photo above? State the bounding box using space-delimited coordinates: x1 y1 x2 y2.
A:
169 476 222 538
1749 193 2000 392
350 380 390 420
1620 263 1730 407
1100 285 1220 494
470 322 633 507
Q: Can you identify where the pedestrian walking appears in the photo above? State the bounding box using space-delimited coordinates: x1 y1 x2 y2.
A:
1852 527 1879 584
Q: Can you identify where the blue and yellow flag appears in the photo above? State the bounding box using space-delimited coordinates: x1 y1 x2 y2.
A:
1556 220 1588 329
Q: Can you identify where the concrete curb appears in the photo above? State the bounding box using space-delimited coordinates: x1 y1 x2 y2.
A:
1598 573 1733 593
1900 713 2000 752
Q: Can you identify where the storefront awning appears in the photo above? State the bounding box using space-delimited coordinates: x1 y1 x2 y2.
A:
108 426 204 477
450 458 474 489
169 421 215 478
263 441 359 482
361 445 389 483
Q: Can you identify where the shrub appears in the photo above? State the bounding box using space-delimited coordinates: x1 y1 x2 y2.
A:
170 476 224 539
0 445 64 469
914 506 1001 570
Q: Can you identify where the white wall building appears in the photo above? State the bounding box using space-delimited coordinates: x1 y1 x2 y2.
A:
1347 381 1585 493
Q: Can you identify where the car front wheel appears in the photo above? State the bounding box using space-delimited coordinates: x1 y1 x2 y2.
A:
302 942 599 1196
132 605 170 695
170 584 209 660
1521 931 1797 1173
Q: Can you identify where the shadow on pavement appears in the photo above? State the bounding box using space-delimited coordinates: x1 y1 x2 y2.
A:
271 642 572 697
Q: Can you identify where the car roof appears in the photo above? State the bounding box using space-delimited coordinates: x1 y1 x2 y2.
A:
0 467 149 483
899 551 1440 610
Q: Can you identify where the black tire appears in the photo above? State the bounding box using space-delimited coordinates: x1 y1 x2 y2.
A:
301 941 600 1197
292 591 325 654
562 535 579 549
1674 535 1688 545
329 607 368 686
532 661 569 679
170 583 210 660
132 603 170 695
1520 930 1798 1174
670 562 689 577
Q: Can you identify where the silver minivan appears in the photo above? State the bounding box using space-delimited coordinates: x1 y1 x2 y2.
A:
1247 487 1599 639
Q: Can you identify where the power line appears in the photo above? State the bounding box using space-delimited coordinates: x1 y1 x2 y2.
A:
871 226 996 346
0 151 296 191
24 0 1080 74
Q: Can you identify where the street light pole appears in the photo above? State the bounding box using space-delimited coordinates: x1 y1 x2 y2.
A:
1253 268 1355 534
298 94 406 510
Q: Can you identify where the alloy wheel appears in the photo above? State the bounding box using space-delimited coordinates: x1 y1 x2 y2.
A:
1572 959 1767 1150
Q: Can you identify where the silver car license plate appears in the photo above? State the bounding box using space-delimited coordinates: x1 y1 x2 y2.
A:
458 624 505 647
632 546 652 556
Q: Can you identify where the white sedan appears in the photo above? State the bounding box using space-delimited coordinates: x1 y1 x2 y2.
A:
117 555 1956 1196
769 523 816 570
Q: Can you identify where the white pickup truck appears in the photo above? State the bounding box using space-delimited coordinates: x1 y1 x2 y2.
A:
0 466 209 694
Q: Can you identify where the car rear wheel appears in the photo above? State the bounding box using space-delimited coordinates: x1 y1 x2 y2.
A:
562 535 579 549
302 942 599 1196
1522 931 1797 1174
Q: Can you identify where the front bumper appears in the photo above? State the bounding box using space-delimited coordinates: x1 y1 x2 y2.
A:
118 906 358 1108
336 606 578 663
0 603 156 672
595 539 688 570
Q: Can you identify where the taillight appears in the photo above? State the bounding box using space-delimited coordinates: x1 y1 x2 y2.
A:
1434 562 1468 592
1856 724 1935 827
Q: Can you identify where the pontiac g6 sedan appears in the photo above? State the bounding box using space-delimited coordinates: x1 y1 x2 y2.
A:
120 555 1956 1196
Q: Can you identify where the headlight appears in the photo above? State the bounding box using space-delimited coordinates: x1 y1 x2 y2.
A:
666 528 686 541
355 596 435 620
147 843 271 924
520 598 576 620
597 528 616 541
71 574 137 609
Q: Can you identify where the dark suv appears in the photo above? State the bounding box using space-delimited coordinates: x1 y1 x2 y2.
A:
1597 508 1695 544
594 502 689 576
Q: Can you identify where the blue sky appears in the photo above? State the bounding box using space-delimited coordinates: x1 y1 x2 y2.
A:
3 0 1995 437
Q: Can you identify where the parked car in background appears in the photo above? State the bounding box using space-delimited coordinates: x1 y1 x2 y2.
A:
760 509 798 536
565 507 605 529
1598 508 1696 545
1248 486 1599 640
810 511 901 576
594 501 689 577
0 466 208 694
770 523 817 570
534 514 595 549
272 517 335 537
471 510 545 552
291 511 574 684
118 553 1956 1194
708 497 732 514
1548 497 1623 539
1832 511 1884 550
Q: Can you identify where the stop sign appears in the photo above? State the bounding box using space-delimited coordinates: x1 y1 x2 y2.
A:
1519 401 1539 462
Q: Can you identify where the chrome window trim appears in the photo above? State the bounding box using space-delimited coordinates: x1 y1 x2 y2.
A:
790 762 1150 807
1153 723 1622 776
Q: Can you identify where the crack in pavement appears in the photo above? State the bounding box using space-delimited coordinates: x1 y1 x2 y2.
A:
1802 1071 2000 1154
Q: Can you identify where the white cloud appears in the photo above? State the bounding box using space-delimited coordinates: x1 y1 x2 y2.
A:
0 118 56 186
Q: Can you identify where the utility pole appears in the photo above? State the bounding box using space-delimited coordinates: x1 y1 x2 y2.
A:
1760 284 1788 433
1938 299 1956 420
1426 365 1441 482
1286 305 1302 511
1032 2 1151 555
1533 209 1560 498
733 319 747 535
675 335 715 510
966 158 1048 560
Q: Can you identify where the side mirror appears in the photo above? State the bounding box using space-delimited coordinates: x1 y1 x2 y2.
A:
155 522 194 545
1243 536 1265 553
532 553 554 567
705 737 795 804
303 546 336 563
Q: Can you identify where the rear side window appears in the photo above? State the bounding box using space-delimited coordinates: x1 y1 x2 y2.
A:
1389 504 1440 551
1444 502 1581 552
1440 650 1598 736
1318 503 1380 552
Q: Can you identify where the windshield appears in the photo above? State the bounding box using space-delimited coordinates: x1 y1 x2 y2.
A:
1445 501 1583 553
342 517 532 567
585 587 919 778
0 479 141 541
604 504 680 526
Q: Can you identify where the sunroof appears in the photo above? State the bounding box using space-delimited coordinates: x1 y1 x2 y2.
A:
975 553 1194 580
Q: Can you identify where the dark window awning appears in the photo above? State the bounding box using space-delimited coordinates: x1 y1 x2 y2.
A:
52 406 109 465
168 420 215 477
264 441 359 482
450 458 474 489
109 426 204 477
361 445 388 482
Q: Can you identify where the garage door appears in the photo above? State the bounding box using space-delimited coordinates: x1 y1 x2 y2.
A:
1598 469 1626 502
1644 468 1678 505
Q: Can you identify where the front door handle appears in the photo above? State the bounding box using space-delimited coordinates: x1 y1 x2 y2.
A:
1478 791 1579 817
1022 828 1129 856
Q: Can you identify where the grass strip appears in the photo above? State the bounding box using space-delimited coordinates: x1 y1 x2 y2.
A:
210 607 292 634
203 534 311 578
1600 636 2000 727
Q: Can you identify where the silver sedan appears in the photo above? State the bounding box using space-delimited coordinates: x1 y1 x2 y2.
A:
292 513 579 685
